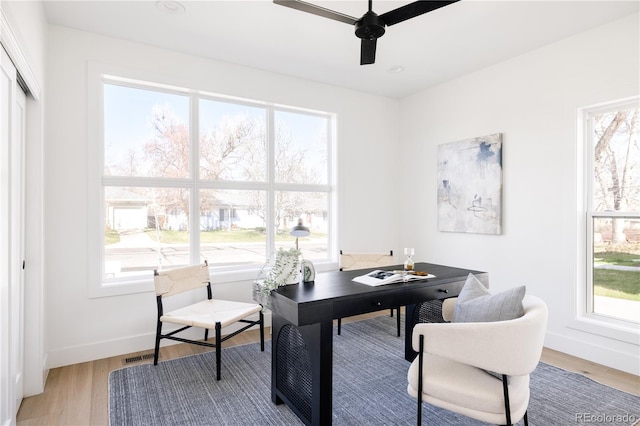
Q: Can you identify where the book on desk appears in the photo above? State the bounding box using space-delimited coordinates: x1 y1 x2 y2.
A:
352 269 436 286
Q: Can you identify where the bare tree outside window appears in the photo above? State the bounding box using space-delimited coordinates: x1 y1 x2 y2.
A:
200 99 267 182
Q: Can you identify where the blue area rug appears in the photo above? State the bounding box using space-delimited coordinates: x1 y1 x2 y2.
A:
109 316 640 425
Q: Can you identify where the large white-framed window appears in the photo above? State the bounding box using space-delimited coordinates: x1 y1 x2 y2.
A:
88 68 336 297
579 97 639 338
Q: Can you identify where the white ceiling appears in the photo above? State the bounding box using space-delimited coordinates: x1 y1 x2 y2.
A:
42 0 639 98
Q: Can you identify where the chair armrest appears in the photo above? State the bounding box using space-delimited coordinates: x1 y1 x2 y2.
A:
441 298 457 322
412 297 548 376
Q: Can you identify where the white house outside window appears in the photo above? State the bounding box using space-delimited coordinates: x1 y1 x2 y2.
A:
584 97 639 326
93 74 335 296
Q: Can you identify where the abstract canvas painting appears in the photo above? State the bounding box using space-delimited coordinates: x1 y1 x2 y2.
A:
437 133 503 235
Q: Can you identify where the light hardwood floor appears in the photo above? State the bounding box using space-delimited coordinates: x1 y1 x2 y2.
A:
17 312 640 425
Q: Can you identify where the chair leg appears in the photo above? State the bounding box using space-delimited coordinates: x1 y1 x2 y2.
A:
204 328 209 342
215 322 222 381
502 374 512 426
396 307 401 337
390 309 394 317
259 310 265 351
337 318 342 335
417 335 424 426
153 321 162 365
524 411 528 426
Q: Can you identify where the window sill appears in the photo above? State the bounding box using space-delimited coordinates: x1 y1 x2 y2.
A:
89 260 340 299
568 314 640 346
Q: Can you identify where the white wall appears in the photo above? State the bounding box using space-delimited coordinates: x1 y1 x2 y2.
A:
44 26 401 367
399 14 639 375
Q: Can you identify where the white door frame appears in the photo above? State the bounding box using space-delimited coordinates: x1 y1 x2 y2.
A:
1 43 18 426
12 79 27 417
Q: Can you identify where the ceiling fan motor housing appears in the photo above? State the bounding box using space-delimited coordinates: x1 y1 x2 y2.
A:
355 10 386 40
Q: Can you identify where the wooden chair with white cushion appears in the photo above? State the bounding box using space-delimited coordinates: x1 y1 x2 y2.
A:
407 280 548 426
338 250 400 336
153 261 264 380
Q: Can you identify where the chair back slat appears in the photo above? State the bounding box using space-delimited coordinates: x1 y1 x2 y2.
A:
339 251 394 271
154 263 210 297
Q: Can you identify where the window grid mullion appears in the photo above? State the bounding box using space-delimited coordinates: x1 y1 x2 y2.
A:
326 114 336 264
585 112 595 315
190 92 200 266
102 176 193 188
266 107 275 255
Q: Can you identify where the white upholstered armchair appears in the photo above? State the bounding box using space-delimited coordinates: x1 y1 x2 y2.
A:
407 295 548 426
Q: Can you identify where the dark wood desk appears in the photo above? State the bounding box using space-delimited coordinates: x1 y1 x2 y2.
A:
254 262 488 426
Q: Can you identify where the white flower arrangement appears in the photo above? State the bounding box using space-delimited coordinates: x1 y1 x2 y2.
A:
256 247 302 292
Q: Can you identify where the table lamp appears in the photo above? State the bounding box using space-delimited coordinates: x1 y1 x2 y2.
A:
290 218 310 250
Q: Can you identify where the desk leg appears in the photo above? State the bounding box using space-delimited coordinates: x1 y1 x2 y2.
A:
405 303 418 362
271 314 333 426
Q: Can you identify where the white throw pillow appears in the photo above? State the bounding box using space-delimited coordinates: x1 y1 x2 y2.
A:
453 273 525 323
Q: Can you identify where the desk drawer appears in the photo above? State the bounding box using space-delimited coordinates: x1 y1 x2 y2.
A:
333 293 404 318
410 281 463 302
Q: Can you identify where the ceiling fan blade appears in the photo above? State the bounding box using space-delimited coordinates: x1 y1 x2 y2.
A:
360 38 377 65
273 0 358 25
380 0 459 26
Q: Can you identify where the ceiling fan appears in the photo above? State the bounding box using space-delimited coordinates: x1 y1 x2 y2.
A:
273 0 460 65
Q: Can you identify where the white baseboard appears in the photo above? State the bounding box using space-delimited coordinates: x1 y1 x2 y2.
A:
47 312 272 369
545 330 640 376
